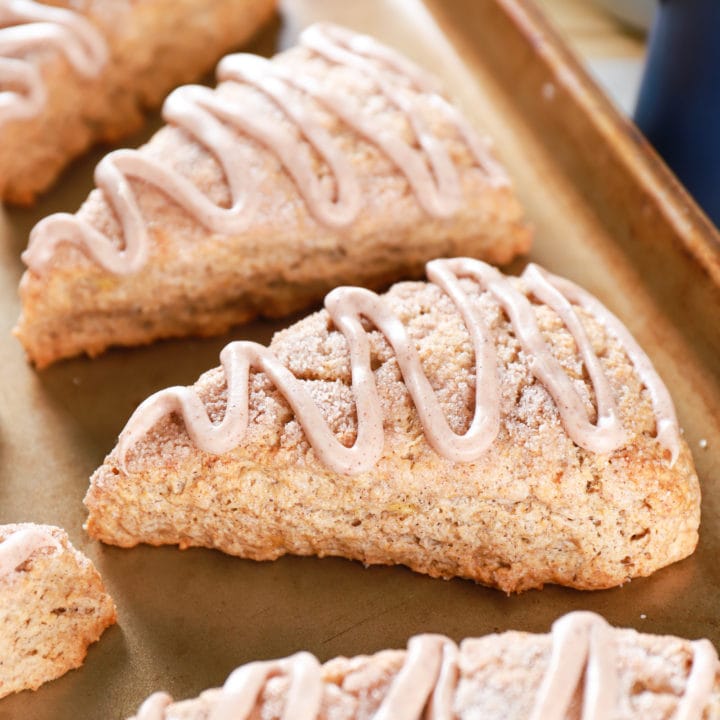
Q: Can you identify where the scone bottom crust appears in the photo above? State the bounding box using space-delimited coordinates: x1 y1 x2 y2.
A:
85 258 700 593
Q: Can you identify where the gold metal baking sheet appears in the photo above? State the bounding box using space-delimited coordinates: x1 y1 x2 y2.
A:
1 0 720 717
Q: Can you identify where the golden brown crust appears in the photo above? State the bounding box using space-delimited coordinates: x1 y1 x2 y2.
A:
0 0 278 204
85 274 699 593
0 523 117 698
14 35 531 368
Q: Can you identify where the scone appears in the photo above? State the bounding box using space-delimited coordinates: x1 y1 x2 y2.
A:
0 0 277 204
128 611 719 719
15 23 531 368
0 523 117 698
85 257 699 593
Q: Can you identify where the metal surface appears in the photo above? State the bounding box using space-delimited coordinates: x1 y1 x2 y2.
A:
1 0 720 717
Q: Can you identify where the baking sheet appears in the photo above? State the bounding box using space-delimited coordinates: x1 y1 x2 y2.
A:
2 0 720 717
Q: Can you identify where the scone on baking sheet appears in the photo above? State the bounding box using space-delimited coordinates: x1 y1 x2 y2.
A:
0 523 116 699
85 257 699 594
0 0 277 204
128 611 720 719
15 22 531 368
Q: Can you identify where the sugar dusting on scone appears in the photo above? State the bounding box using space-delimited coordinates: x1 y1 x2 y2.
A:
0 523 116 698
0 0 278 204
0 0 108 127
85 258 699 593
15 23 530 367
128 611 720 719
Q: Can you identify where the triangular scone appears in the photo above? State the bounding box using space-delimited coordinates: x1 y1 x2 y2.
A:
15 23 530 368
0 0 277 204
128 612 720 719
85 258 698 593
0 523 116 698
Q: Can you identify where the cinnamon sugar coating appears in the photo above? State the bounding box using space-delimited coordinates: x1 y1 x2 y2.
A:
0 523 116 698
0 0 277 204
128 623 720 719
86 273 699 593
15 29 530 368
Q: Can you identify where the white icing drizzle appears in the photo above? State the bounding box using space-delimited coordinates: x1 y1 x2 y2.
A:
536 265 681 463
130 612 718 720
211 652 323 720
309 25 507 177
372 635 457 720
134 692 172 720
678 641 720 720
117 258 680 474
22 22 505 276
529 612 617 720
0 0 107 124
531 612 719 720
0 525 60 577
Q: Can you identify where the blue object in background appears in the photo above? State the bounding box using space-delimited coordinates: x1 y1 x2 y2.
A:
634 0 720 227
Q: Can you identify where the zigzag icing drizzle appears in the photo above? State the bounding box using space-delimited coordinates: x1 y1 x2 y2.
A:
22 23 505 275
132 612 718 720
0 525 60 577
117 258 680 474
0 0 106 124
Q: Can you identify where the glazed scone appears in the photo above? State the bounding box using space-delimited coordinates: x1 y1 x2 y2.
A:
85 258 699 593
0 523 116 698
15 23 531 368
128 611 720 719
0 0 277 204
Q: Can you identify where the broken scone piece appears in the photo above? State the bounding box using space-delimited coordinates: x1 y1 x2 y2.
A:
0 523 116 699
16 23 530 368
128 611 720 719
85 258 700 593
0 0 277 204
